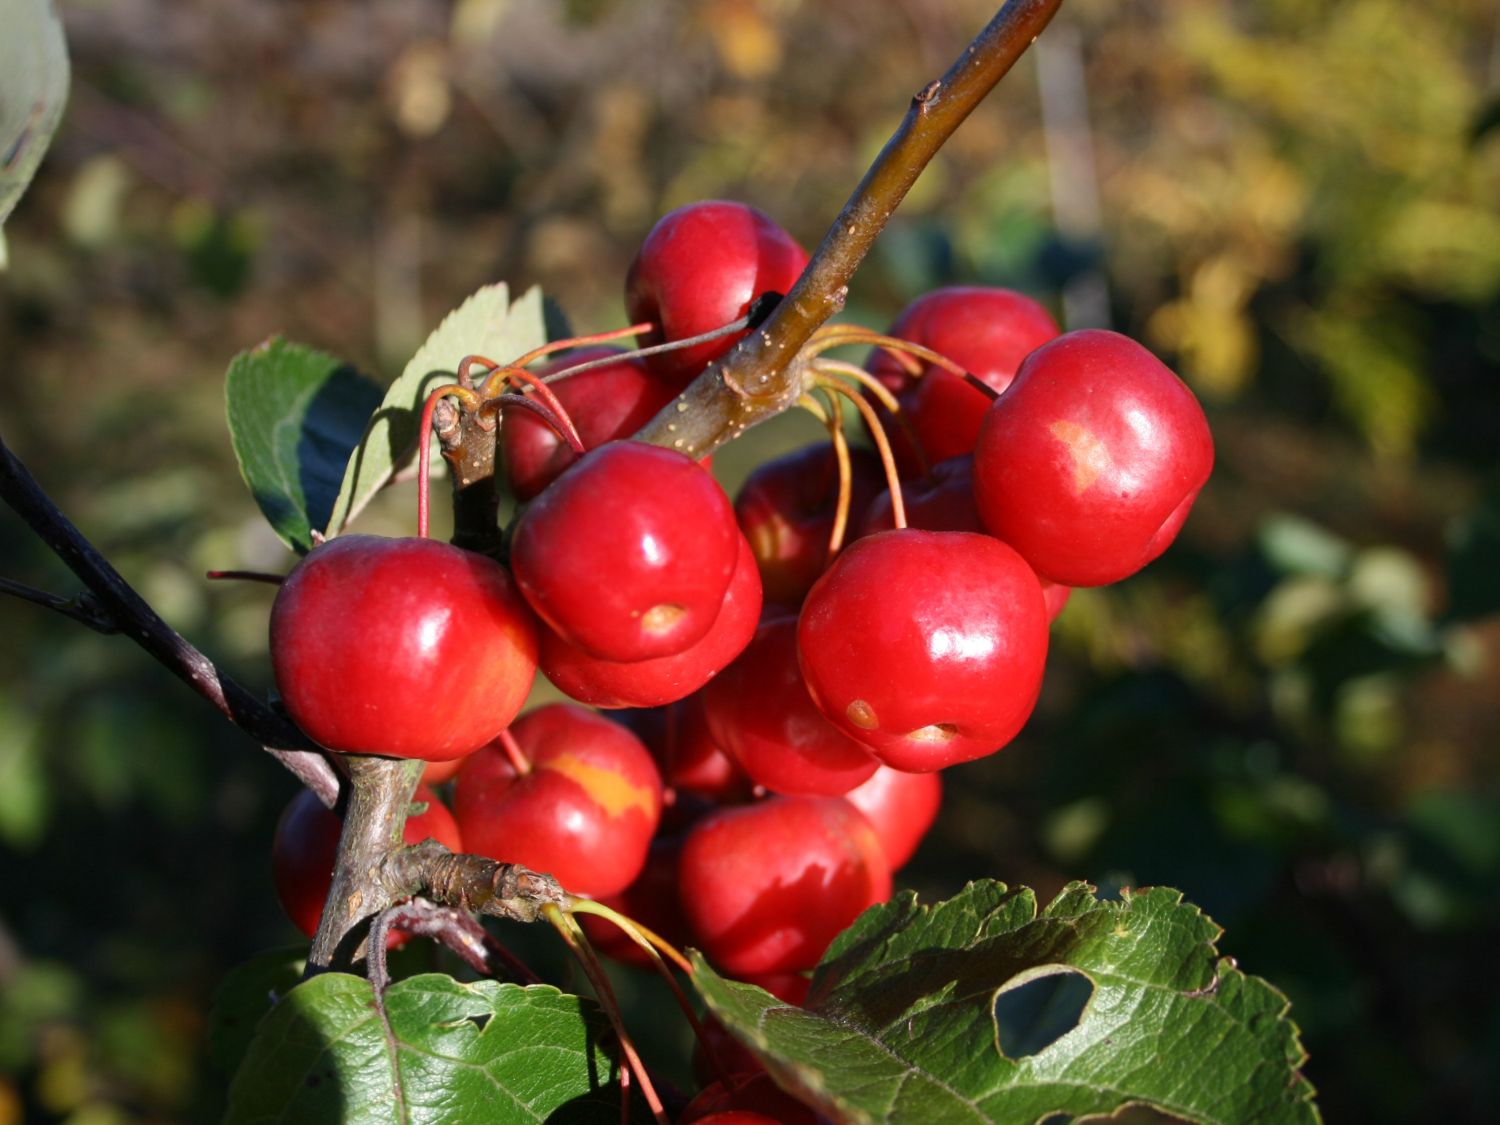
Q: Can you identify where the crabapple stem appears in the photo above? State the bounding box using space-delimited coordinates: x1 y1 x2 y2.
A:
567 898 692 975
812 386 857 558
814 377 907 530
496 728 531 776
488 395 588 455
510 321 656 370
565 899 739 1088
536 311 757 384
544 904 669 1125
813 354 932 479
204 569 285 585
964 371 1002 400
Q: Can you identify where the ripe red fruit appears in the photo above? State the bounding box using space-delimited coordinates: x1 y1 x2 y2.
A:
538 535 762 709
702 617 878 797
680 1073 821 1125
678 796 891 975
271 786 462 940
842 765 942 871
857 456 1073 623
625 200 808 389
866 286 1059 464
453 704 663 897
972 329 1214 587
613 696 753 804
510 441 738 662
797 530 1048 772
857 454 984 537
270 535 537 761
500 347 673 501
734 443 885 608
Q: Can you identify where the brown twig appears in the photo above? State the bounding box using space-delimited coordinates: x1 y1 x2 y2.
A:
634 0 1063 458
307 756 425 975
0 430 340 808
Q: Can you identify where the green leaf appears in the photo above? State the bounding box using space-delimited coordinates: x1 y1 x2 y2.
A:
693 880 1319 1125
226 338 383 554
324 284 548 537
208 947 307 1077
224 973 622 1124
0 0 70 268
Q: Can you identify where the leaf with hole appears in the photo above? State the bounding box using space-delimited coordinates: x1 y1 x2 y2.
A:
324 283 548 537
226 338 384 554
224 972 624 1124
691 879 1319 1125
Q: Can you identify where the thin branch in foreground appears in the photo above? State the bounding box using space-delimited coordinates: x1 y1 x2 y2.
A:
0 577 120 633
0 430 340 808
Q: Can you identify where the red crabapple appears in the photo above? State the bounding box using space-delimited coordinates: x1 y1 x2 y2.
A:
270 535 537 761
972 329 1214 587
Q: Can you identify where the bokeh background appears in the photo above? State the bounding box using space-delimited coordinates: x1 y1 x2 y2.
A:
2 0 1498 1120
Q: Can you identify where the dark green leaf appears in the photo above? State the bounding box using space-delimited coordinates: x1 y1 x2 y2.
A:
225 338 383 554
324 284 547 537
208 947 307 1076
693 880 1319 1125
225 973 622 1124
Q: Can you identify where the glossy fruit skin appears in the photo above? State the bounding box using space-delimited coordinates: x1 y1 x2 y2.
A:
501 347 674 501
857 456 1072 623
972 329 1214 587
842 765 942 870
538 535 762 709
271 786 462 940
453 704 662 897
625 200 808 389
866 287 1059 464
511 441 739 662
679 796 891 976
614 696 753 804
734 443 884 607
270 535 538 761
797 530 1048 772
703 617 878 797
680 1073 821 1125
857 454 984 537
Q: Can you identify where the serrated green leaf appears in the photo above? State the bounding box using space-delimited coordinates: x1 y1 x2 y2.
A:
324 284 548 537
693 880 1319 1125
0 0 70 268
225 973 622 1125
226 338 383 554
208 947 307 1077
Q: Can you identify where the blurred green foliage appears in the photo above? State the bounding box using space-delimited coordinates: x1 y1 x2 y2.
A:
1 0 1498 1121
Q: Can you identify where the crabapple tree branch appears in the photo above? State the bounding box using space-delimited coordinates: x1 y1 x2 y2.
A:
635 0 1063 457
0 429 341 807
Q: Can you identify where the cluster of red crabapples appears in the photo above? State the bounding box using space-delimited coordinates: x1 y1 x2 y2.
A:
267 199 1213 1113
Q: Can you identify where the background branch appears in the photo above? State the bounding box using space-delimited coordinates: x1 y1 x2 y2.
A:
635 0 1063 457
0 430 341 807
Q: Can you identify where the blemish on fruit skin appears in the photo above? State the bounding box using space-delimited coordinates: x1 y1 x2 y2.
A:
641 603 685 635
908 722 959 743
545 753 655 819
1049 420 1112 494
846 699 879 729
